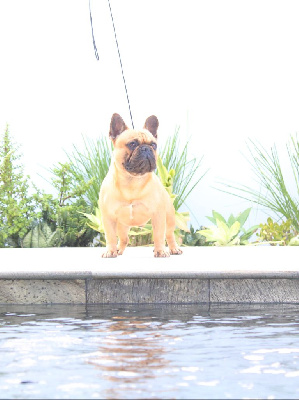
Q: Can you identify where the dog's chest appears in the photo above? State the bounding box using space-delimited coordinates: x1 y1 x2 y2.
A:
116 201 151 226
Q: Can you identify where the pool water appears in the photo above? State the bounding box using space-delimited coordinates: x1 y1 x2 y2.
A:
1 303 299 399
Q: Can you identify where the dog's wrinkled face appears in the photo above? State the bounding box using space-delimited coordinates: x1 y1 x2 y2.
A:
109 113 158 176
122 132 157 175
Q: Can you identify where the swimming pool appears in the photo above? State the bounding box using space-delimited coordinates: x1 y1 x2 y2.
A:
1 303 299 399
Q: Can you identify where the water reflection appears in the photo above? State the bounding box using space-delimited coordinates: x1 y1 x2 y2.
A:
87 315 174 399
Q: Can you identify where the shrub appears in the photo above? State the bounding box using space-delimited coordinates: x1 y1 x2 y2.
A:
25 163 98 247
0 126 37 247
0 125 98 247
256 217 298 246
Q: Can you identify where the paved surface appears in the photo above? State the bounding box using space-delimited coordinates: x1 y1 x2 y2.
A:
0 247 298 304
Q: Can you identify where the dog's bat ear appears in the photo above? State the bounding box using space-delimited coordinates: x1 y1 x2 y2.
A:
144 115 159 139
109 113 128 140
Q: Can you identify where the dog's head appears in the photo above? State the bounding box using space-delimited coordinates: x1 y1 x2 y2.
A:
109 113 158 176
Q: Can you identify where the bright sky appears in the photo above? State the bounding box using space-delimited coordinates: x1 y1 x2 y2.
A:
1 0 299 228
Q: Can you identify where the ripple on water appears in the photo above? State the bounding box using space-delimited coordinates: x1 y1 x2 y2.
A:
0 304 299 399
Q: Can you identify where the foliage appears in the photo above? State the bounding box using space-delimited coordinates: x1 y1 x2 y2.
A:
81 204 153 247
127 225 153 247
289 235 299 246
256 217 298 246
25 163 98 247
22 222 59 248
218 135 299 231
156 156 176 201
199 220 241 246
0 126 37 247
0 127 97 247
156 156 190 233
1 125 204 248
181 225 207 246
159 127 208 210
65 135 112 209
78 203 106 246
198 208 259 246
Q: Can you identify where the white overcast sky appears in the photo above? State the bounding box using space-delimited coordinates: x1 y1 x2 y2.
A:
1 0 299 228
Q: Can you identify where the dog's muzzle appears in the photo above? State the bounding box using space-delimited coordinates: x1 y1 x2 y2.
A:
124 145 157 175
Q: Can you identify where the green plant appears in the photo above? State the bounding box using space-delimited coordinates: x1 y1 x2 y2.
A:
198 208 259 246
24 163 99 247
159 127 208 210
0 126 37 247
22 222 59 248
156 156 190 233
256 217 298 246
289 235 299 246
65 135 112 209
218 135 299 231
182 225 207 246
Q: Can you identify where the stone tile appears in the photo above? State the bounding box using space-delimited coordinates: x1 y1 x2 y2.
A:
0 280 86 304
210 279 299 303
86 278 209 304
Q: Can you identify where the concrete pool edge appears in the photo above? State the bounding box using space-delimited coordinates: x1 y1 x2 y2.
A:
1 247 299 304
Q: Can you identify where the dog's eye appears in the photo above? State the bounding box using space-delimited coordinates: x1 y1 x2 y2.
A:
127 140 139 150
151 142 157 150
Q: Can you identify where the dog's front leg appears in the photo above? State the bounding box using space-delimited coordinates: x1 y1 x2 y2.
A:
102 216 118 258
151 212 170 258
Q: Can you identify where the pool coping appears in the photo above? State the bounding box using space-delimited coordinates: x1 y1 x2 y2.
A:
1 246 299 279
1 247 299 304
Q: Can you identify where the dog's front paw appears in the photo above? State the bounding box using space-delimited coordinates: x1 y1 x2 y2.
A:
154 249 170 258
169 247 183 255
102 250 118 258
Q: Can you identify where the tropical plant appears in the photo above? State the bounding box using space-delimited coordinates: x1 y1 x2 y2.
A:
256 217 298 246
218 135 299 231
22 222 59 248
156 156 190 232
182 225 208 246
198 208 258 246
159 126 208 210
65 135 112 209
0 126 37 247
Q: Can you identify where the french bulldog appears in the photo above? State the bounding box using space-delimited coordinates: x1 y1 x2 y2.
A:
99 113 183 258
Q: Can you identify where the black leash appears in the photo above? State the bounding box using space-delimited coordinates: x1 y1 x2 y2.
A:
88 0 135 129
88 0 99 60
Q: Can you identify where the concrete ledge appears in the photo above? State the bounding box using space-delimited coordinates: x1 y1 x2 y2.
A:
86 278 209 303
0 247 298 304
0 279 86 304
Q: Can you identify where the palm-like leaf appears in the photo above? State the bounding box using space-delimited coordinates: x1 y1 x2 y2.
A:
217 135 299 230
66 135 112 209
159 127 208 210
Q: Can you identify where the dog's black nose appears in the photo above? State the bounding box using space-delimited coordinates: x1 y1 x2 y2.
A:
140 145 152 154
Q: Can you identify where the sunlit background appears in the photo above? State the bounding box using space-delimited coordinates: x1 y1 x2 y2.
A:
1 0 299 228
